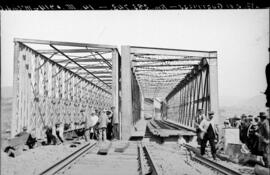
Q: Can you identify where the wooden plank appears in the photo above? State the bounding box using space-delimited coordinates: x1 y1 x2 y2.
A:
8 133 30 148
97 142 112 155
114 142 130 153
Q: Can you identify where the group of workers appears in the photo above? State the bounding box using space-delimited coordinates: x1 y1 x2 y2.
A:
43 122 65 145
4 107 116 157
81 106 116 142
43 106 116 145
195 108 270 168
238 112 270 168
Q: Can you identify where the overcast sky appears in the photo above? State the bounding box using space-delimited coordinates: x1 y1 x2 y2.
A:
1 10 269 103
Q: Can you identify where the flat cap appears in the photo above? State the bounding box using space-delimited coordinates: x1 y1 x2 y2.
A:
208 111 214 115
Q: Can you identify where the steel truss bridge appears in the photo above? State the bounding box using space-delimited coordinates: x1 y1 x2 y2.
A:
11 39 218 140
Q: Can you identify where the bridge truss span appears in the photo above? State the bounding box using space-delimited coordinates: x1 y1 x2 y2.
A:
121 46 218 139
11 39 120 138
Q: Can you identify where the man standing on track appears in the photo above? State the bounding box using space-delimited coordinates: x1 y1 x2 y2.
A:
98 110 109 141
255 112 270 168
199 111 218 160
195 108 205 145
110 106 118 140
84 110 99 141
106 110 113 140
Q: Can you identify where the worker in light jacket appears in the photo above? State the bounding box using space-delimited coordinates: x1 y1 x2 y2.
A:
98 110 109 141
199 111 218 160
84 110 99 141
52 122 64 144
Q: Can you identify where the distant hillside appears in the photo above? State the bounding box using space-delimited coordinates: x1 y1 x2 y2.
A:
219 94 268 124
1 97 12 136
1 86 13 136
1 86 13 98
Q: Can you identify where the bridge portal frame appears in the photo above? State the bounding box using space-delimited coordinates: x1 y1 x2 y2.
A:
121 45 218 140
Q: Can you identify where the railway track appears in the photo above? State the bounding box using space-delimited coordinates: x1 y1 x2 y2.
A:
141 142 229 175
40 140 161 175
138 143 161 175
39 142 97 175
183 144 243 175
37 129 247 175
40 141 140 175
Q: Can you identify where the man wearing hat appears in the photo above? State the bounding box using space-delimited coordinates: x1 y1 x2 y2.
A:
199 111 218 160
98 109 109 141
84 110 99 141
223 119 231 128
195 108 206 145
255 112 270 168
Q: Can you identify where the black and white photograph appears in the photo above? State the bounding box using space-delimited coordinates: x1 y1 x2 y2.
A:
1 10 269 175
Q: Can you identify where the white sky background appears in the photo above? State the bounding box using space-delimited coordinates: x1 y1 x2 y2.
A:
1 10 269 104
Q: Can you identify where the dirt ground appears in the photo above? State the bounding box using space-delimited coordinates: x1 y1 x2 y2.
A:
1 140 87 175
145 142 218 175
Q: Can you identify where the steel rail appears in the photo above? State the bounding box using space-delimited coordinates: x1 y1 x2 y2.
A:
184 144 242 175
138 144 147 175
39 142 97 175
161 120 196 132
142 144 161 175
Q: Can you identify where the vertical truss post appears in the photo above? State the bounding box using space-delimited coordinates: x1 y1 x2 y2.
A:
121 46 133 140
140 89 144 122
207 53 219 124
11 42 20 137
112 49 120 139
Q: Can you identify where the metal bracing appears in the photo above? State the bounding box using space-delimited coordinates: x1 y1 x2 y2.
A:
121 45 218 139
55 58 112 64
15 38 114 92
130 47 209 101
14 38 117 49
130 46 217 57
166 58 217 128
11 39 118 138
38 49 111 54
50 44 111 89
